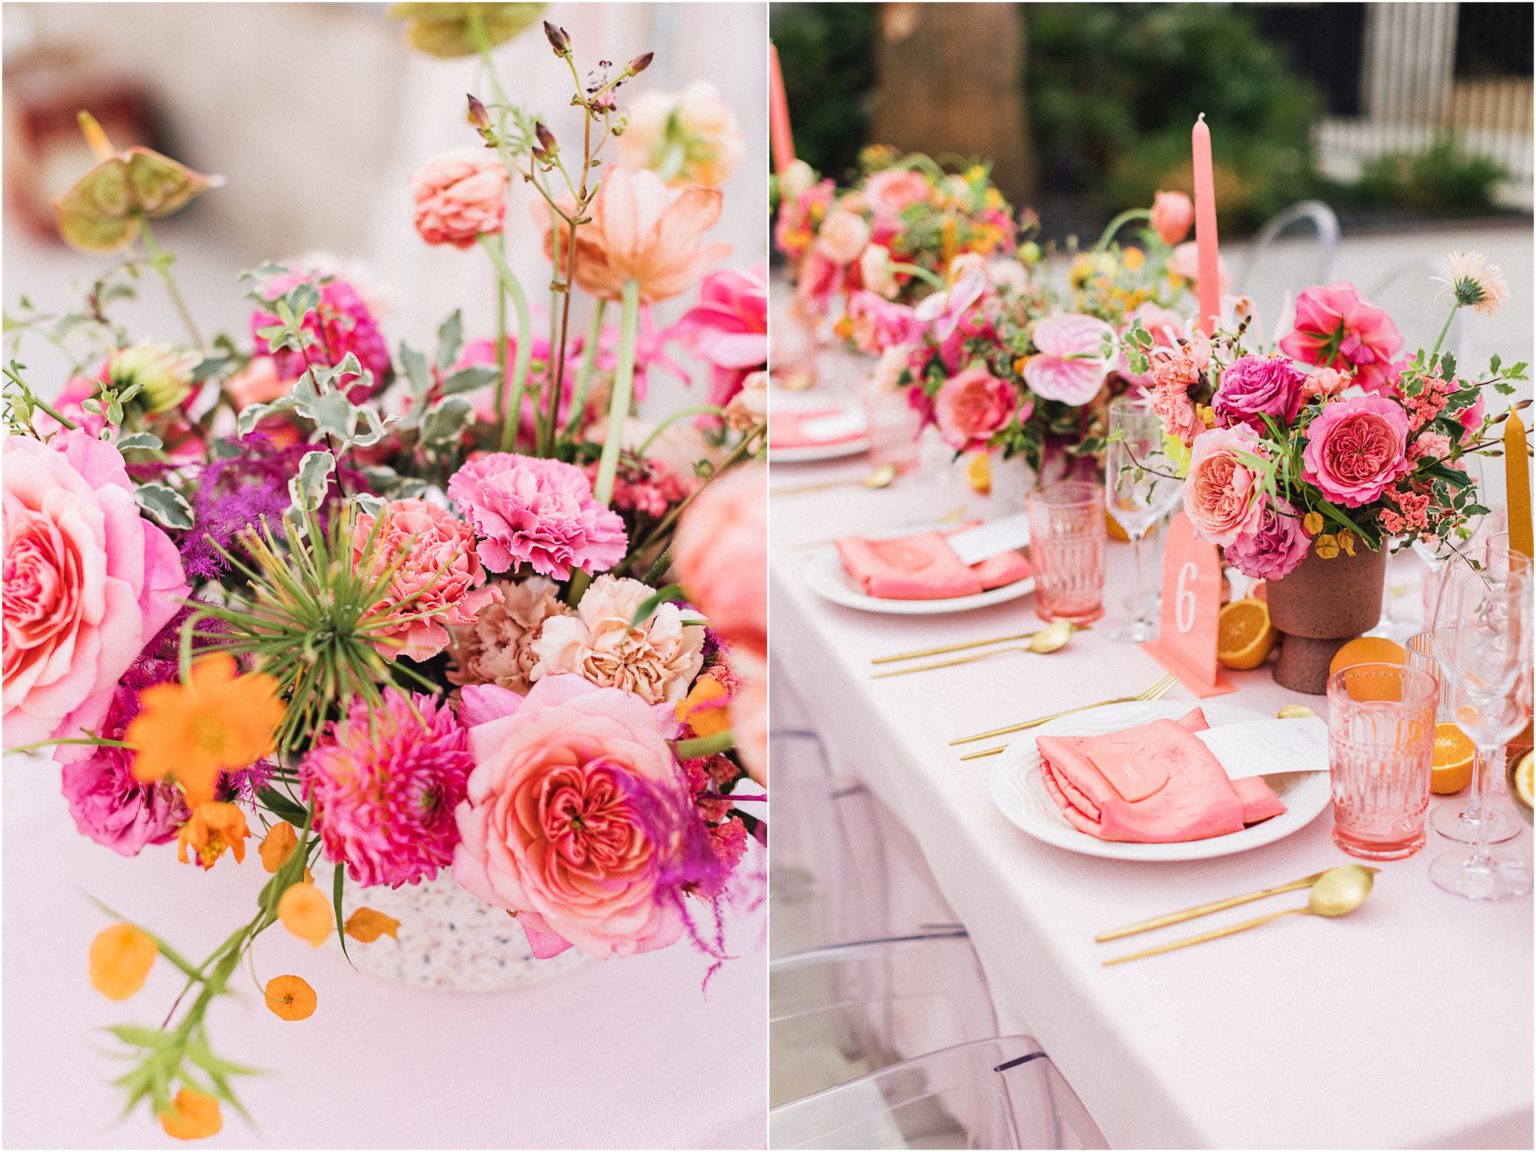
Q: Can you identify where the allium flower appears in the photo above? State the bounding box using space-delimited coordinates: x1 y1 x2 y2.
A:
301 690 472 888
1023 313 1117 405
1302 393 1410 508
447 453 627 579
180 433 322 581
250 267 391 398
542 167 727 304
447 576 571 695
533 575 706 705
668 264 768 408
410 148 508 248
1150 190 1195 246
1440 250 1509 316
1279 283 1403 394
353 498 500 662
617 80 745 189
1212 354 1306 429
1225 499 1311 582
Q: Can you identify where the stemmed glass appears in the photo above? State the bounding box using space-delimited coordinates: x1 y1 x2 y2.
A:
1102 395 1183 642
1428 561 1532 900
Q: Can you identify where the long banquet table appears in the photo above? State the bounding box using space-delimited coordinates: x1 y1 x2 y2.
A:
769 452 1533 1150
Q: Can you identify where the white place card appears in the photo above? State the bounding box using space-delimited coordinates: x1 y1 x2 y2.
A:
1195 717 1330 781
798 410 867 442
947 512 1033 565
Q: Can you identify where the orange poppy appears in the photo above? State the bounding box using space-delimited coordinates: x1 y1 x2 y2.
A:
344 908 401 944
264 974 317 1021
89 923 157 1000
176 802 251 871
259 822 298 874
676 675 731 740
126 653 284 806
278 883 332 947
158 1087 222 1140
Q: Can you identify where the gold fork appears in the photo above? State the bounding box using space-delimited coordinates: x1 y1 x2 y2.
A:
953 674 1178 761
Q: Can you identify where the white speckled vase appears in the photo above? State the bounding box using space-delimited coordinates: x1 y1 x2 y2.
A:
333 867 592 992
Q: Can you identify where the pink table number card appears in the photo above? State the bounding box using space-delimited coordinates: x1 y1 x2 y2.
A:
1141 512 1234 697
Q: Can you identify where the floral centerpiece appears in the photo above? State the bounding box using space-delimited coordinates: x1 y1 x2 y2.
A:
2 8 765 1141
1132 253 1527 690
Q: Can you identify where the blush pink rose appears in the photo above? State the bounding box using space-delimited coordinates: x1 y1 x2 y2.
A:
1279 283 1403 394
815 209 872 266
673 465 766 674
1182 425 1267 546
411 148 509 249
1301 393 1410 508
3 432 187 745
1150 190 1195 246
452 675 695 959
864 168 930 220
934 363 1018 451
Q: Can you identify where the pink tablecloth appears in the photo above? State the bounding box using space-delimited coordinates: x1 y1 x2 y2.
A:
769 453 1534 1150
2 763 766 1150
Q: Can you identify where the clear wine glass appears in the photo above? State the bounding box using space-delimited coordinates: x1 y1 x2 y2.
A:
1428 563 1532 900
1413 457 1493 628
1102 395 1183 642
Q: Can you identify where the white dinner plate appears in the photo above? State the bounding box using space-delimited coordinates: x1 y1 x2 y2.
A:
801 534 1036 616
988 700 1332 861
769 437 871 464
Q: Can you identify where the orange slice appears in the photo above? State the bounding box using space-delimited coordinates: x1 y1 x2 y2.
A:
1105 507 1129 542
1513 749 1533 811
1430 723 1476 794
1217 598 1276 671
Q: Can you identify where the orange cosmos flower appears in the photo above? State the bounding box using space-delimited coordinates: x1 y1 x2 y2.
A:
278 882 332 947
126 653 283 806
264 974 317 1021
542 166 728 304
159 1087 222 1140
89 922 157 1000
176 802 251 870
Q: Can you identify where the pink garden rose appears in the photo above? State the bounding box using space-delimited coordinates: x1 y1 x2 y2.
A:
1182 425 1267 546
815 209 872 266
448 453 627 580
668 264 768 409
934 363 1018 451
1225 499 1311 582
1279 283 1403 394
354 499 501 662
1023 313 1117 405
3 432 187 745
1150 190 1194 246
411 148 509 248
673 465 766 674
864 168 930 220
452 676 703 958
1212 354 1306 429
1301 393 1410 508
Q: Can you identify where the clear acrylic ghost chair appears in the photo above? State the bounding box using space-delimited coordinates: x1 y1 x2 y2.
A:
1236 199 1341 293
770 1037 1109 1150
770 934 1000 1107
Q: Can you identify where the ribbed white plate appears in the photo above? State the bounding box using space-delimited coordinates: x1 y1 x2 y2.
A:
988 700 1332 861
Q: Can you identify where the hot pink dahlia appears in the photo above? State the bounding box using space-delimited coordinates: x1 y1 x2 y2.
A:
447 453 627 579
250 268 391 398
301 690 472 888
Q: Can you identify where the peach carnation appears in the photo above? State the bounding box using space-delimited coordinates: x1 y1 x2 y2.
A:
411 148 508 248
447 576 570 696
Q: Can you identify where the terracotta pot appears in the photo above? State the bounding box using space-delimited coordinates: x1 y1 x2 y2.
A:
1265 545 1388 695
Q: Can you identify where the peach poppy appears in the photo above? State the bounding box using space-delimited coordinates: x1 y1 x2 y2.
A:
541 167 729 304
159 1087 222 1140
176 802 251 871
259 822 298 874
264 974 317 1021
89 922 157 1000
278 882 332 947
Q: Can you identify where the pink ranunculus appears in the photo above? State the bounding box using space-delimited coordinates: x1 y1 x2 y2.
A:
1181 425 1268 546
934 363 1018 452
668 263 768 409
354 499 501 663
845 290 921 355
1301 393 1410 508
864 168 930 220
452 675 701 958
1150 190 1195 246
447 453 627 580
1299 365 1352 403
1212 353 1307 429
411 148 509 248
1279 283 1403 393
1023 313 1118 405
1118 302 1186 387
816 209 872 266
1225 499 1311 582
673 465 766 674
3 432 187 746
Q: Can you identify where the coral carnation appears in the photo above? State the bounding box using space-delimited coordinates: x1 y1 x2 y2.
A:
411 148 508 248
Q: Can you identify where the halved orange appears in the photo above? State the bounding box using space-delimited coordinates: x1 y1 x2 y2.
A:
1513 750 1533 811
1430 723 1476 794
1217 598 1276 671
1328 636 1407 679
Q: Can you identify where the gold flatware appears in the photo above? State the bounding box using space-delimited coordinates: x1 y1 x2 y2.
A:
1094 865 1383 942
1102 866 1375 966
873 624 1092 665
952 674 1178 759
771 464 897 498
872 621 1076 680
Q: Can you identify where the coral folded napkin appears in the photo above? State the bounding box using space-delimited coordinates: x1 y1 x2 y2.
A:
769 408 867 449
1037 708 1286 843
837 525 1032 600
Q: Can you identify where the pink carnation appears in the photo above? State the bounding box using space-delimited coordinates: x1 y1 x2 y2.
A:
934 363 1018 451
3 432 187 746
250 269 390 399
411 148 508 248
1182 425 1267 546
1146 335 1212 446
302 690 472 888
447 453 627 580
1301 393 1410 508
1225 499 1311 582
1279 283 1403 394
354 499 500 662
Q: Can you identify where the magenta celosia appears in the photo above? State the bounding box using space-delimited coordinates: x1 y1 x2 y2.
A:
301 690 472 888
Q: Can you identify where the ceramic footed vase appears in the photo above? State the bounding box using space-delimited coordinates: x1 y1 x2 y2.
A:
1265 545 1388 694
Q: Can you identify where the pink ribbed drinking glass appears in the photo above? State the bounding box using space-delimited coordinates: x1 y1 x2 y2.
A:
1026 481 1105 624
1327 662 1438 860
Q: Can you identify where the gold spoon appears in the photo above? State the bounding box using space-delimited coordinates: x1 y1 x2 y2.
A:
871 620 1076 679
873 624 1093 665
771 464 897 498
1103 865 1375 966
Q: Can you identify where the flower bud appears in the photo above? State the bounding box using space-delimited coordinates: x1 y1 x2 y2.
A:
627 51 655 76
466 94 491 132
543 20 571 57
534 122 558 154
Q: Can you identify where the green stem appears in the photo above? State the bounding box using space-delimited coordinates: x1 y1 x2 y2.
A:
1094 208 1150 252
478 235 533 453
636 406 727 456
888 261 946 290
593 280 641 506
494 231 509 432
23 388 78 431
564 300 608 438
1429 301 1460 361
676 730 735 760
135 216 204 350
4 736 133 756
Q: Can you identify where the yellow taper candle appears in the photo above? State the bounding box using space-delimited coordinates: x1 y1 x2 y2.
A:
1506 411 1532 560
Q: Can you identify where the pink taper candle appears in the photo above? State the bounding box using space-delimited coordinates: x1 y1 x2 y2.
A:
1192 113 1220 336
769 41 795 175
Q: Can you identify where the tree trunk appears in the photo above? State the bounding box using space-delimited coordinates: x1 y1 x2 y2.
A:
870 3 1035 202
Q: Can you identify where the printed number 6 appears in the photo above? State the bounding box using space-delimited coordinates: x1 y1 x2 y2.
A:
1175 562 1198 634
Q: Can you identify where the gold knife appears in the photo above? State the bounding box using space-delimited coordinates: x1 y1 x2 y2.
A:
1094 866 1382 942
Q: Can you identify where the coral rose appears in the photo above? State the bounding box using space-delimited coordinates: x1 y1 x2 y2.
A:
1301 393 1410 508
673 465 767 673
1182 425 1268 546
411 147 509 248
3 432 187 746
1150 190 1195 246
934 363 1018 451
